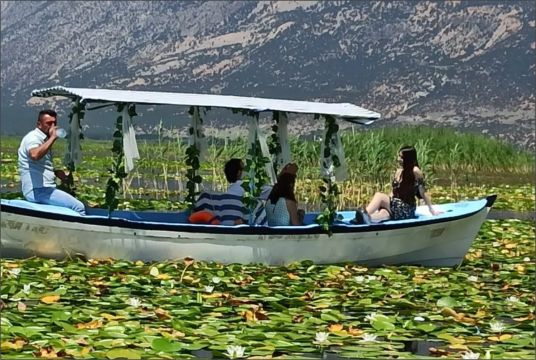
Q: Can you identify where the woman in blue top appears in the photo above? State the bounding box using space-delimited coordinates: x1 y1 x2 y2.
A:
265 172 304 226
355 146 440 224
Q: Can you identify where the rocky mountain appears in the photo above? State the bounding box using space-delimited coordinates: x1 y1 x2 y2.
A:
1 1 534 149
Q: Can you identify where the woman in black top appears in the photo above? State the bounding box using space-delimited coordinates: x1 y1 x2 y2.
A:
358 146 440 223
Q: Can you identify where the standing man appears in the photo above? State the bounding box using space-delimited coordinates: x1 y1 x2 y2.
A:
17 109 85 215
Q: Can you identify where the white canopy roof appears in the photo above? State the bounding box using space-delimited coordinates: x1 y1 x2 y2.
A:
31 86 381 121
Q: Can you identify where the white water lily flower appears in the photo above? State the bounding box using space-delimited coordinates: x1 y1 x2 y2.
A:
361 333 378 342
211 276 221 284
506 296 519 303
127 297 141 308
354 275 366 283
413 316 425 322
22 284 31 295
204 285 214 293
314 332 329 344
225 345 246 359
9 268 21 277
365 312 378 322
467 275 478 282
484 350 491 359
367 275 378 281
523 257 531 262
461 350 480 359
489 321 505 333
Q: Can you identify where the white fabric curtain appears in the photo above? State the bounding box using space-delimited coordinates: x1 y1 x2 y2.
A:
63 101 82 167
188 106 208 162
247 114 276 186
122 104 140 173
258 126 276 185
276 111 291 172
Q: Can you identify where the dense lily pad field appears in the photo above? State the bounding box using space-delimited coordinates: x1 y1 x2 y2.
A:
1 129 534 359
1 220 534 359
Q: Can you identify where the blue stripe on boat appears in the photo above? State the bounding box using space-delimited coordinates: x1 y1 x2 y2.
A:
0 198 489 236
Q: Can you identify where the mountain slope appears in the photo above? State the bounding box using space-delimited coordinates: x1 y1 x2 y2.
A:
1 1 534 148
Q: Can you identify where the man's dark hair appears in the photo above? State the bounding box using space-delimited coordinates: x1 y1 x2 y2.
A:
37 109 57 122
224 158 243 183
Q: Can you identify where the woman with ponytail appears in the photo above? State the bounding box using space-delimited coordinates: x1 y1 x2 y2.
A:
354 146 440 224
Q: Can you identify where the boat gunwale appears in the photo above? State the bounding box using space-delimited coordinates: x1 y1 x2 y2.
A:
0 199 490 236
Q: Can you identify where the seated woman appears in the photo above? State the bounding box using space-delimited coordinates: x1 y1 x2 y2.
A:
265 172 304 226
355 146 440 224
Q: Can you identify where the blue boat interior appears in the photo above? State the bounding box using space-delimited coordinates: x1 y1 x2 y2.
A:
1 198 488 228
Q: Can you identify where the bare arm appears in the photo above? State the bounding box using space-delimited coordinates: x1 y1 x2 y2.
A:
286 199 303 225
29 127 58 161
414 167 441 215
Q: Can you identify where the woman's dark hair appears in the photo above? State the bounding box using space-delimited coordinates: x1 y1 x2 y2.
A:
398 146 419 203
224 158 243 183
268 172 296 203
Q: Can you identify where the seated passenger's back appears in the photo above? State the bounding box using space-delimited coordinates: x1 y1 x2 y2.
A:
194 191 267 226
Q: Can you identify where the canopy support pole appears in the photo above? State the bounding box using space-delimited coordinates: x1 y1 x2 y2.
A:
104 103 128 218
269 111 290 176
316 114 347 234
242 112 271 225
185 106 207 209
60 98 85 196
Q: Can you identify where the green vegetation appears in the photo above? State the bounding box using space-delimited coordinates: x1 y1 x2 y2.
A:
0 127 534 359
1 126 534 212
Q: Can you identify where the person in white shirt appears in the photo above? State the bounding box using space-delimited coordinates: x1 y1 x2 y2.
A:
18 109 85 215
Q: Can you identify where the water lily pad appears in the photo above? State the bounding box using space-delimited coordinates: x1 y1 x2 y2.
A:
436 296 458 308
106 348 142 359
151 338 182 352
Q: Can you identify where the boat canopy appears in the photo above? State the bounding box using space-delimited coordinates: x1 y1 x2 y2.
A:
31 85 381 219
31 86 381 121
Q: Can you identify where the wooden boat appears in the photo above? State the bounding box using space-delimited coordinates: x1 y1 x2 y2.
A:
1 196 495 266
0 86 496 266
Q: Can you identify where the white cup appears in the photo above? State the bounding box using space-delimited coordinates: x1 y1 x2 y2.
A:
56 128 67 138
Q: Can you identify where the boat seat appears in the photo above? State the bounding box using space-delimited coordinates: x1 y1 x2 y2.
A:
3 199 82 217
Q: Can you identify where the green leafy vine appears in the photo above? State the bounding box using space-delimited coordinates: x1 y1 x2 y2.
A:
185 106 207 209
240 112 271 225
58 100 85 196
268 111 283 175
316 114 342 235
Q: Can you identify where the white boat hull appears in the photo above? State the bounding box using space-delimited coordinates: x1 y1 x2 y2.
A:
1 197 493 266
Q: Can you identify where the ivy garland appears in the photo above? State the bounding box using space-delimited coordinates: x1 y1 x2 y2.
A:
58 100 85 197
268 111 283 175
315 114 342 235
238 111 271 225
104 103 136 215
184 106 207 209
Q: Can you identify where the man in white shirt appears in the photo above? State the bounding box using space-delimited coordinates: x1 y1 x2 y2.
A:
18 109 85 215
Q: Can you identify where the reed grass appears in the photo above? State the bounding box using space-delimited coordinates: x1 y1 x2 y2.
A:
0 125 533 210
